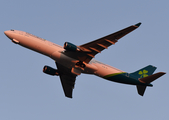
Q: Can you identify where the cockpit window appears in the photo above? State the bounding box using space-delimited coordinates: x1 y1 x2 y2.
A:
11 29 14 31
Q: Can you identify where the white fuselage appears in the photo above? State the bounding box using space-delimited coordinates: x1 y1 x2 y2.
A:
4 30 124 78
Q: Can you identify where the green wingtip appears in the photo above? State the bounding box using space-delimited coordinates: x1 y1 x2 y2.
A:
135 22 142 27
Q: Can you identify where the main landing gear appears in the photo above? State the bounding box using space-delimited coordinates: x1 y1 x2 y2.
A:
75 61 86 68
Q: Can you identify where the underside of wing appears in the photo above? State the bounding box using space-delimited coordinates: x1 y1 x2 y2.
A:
55 62 77 98
78 23 141 63
59 74 76 98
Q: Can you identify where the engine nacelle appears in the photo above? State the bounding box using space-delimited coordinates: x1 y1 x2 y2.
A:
43 65 59 76
64 42 79 52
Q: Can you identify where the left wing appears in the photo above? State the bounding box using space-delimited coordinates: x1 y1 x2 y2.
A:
55 62 77 98
79 22 141 63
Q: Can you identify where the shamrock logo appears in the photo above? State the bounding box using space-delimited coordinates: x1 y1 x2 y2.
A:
138 70 148 78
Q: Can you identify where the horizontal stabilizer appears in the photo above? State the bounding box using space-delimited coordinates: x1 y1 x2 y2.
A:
139 72 166 84
137 85 146 96
137 72 166 96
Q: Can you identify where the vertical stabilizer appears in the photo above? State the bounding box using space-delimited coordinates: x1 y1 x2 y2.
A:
130 65 157 79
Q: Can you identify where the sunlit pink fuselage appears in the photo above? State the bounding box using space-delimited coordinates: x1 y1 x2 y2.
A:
4 30 123 77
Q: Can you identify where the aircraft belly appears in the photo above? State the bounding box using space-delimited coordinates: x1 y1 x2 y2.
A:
82 63 98 74
93 62 123 77
51 51 76 69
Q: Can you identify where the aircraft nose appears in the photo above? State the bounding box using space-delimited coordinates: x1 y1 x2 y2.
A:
4 31 9 36
4 30 13 40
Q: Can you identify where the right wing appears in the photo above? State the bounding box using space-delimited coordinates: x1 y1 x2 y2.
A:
55 62 77 98
79 22 141 63
62 23 141 64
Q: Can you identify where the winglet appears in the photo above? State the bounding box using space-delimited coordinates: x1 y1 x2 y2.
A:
134 22 142 27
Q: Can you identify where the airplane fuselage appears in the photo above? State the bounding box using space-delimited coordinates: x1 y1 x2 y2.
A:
4 30 151 86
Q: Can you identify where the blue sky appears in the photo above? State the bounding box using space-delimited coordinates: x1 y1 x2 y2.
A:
1 0 169 120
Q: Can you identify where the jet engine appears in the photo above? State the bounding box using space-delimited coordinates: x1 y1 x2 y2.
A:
43 65 59 76
64 42 79 52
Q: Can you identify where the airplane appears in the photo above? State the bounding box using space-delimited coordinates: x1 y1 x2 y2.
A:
4 22 166 98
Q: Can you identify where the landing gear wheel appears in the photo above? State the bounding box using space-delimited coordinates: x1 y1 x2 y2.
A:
81 64 85 68
76 61 86 68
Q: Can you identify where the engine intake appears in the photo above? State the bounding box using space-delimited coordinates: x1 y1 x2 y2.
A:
64 42 79 52
43 66 59 76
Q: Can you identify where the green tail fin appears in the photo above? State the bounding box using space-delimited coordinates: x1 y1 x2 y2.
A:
130 65 157 79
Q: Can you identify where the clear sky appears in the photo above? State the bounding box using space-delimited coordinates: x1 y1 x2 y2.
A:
1 0 169 120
